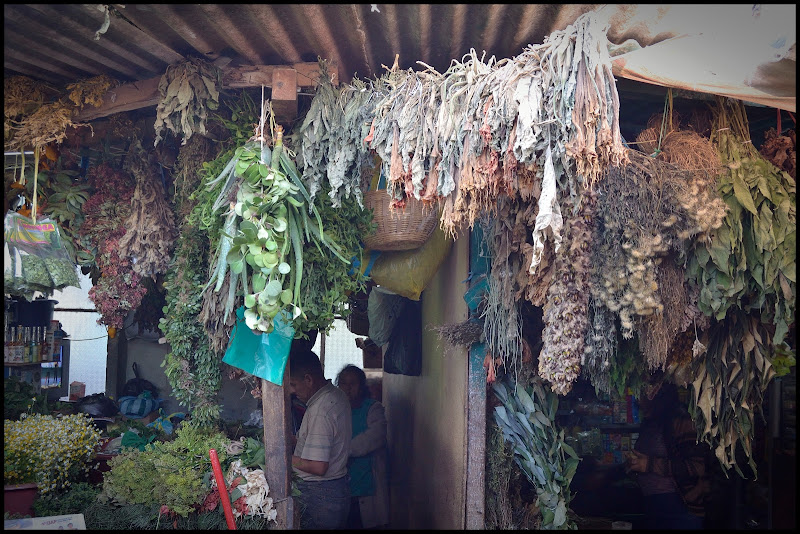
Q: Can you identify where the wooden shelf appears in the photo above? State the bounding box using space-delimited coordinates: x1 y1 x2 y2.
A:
4 361 43 367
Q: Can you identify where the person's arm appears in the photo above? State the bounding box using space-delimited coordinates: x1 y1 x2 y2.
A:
292 455 329 476
350 402 387 457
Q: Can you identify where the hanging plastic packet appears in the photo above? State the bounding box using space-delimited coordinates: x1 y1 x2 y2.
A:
223 306 296 385
4 212 80 299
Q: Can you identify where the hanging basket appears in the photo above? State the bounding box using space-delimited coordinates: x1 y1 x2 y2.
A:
362 190 438 251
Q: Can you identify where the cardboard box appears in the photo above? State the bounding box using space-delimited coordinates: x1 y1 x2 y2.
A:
69 381 86 401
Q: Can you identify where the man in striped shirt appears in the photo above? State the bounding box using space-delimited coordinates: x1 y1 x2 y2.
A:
289 349 353 529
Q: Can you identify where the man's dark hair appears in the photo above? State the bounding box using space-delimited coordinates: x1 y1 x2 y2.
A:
289 349 324 379
335 364 370 402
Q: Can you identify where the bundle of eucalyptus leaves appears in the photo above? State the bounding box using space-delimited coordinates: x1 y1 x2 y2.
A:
492 376 580 530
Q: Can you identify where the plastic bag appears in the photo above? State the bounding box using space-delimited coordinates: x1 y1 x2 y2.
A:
223 306 295 385
368 224 453 300
4 212 80 299
383 298 422 376
367 288 406 346
75 392 120 417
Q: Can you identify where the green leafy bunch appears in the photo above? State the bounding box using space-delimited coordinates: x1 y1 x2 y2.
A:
24 168 90 266
101 424 229 517
161 91 260 428
492 378 580 530
204 126 354 335
292 180 372 336
686 98 795 346
688 309 776 478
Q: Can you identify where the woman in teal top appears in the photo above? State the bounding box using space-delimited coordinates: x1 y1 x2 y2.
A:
336 365 389 529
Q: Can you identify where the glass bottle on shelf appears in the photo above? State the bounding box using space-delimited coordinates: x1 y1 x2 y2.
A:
22 326 32 363
4 325 12 363
44 322 55 362
34 326 42 363
13 326 24 363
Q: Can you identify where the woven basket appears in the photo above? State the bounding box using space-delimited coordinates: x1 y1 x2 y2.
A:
362 190 438 251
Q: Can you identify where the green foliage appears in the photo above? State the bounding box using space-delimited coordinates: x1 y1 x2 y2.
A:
293 182 373 336
160 90 260 428
82 501 274 530
492 377 580 530
101 424 229 517
687 99 796 346
607 333 649 401
3 375 47 420
237 436 266 471
32 482 100 518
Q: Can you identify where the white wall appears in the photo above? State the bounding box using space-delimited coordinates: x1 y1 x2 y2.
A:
50 271 108 397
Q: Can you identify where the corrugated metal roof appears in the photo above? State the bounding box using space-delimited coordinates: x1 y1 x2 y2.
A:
5 4 617 87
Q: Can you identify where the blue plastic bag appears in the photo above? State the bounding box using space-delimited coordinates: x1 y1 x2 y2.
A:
223 307 295 385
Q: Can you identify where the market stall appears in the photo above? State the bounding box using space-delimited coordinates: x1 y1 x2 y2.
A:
4 3 796 530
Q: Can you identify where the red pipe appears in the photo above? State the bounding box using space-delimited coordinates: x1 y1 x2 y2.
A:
209 448 237 530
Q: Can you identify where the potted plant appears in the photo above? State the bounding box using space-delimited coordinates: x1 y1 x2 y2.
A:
4 412 102 516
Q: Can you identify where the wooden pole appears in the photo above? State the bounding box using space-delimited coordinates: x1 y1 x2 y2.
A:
261 368 294 529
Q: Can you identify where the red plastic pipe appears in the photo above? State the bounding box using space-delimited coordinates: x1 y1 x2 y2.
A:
209 448 237 530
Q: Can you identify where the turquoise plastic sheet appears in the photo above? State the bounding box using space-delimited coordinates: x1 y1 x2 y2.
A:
222 307 295 385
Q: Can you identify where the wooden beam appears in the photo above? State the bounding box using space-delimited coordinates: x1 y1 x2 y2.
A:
261 369 295 529
75 61 338 122
271 67 298 122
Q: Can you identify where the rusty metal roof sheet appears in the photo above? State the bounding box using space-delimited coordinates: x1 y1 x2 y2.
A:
5 4 613 87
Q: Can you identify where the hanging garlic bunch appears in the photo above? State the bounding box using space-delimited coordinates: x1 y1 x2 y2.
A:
538 191 595 395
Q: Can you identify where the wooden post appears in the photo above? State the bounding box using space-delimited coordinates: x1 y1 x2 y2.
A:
261 368 294 529
271 67 298 123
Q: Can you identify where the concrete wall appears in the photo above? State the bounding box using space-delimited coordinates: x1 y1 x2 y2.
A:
384 234 470 529
120 336 259 422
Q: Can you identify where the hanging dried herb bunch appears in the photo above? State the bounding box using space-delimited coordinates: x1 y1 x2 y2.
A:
9 100 87 150
538 190 595 395
116 138 179 277
4 76 51 118
66 74 119 109
297 60 381 208
431 318 484 348
759 126 796 179
154 57 221 146
688 97 796 345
